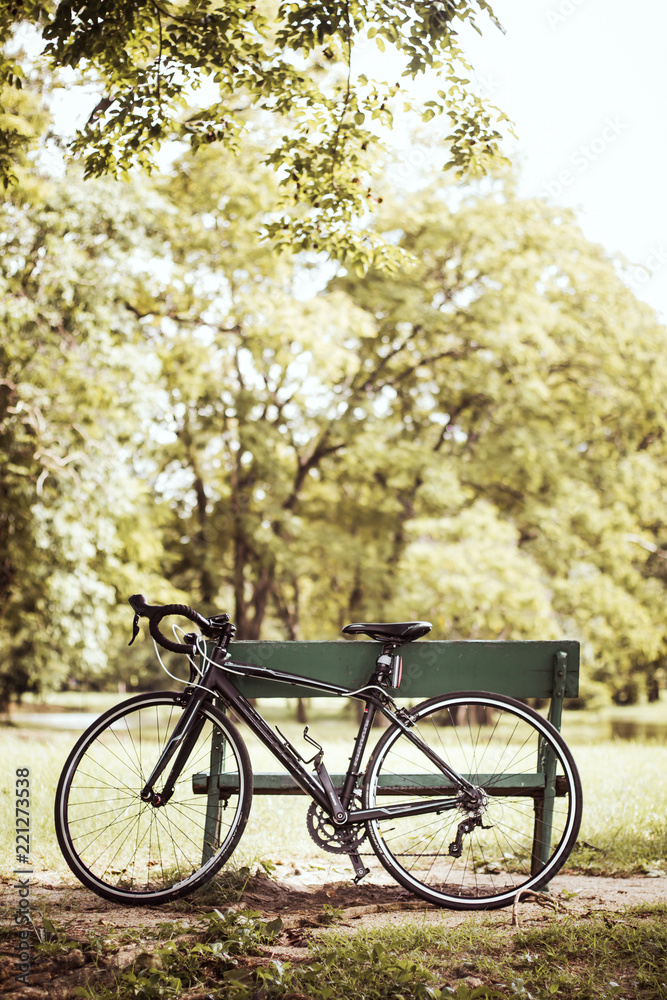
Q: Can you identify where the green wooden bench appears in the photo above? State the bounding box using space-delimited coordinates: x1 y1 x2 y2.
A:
193 639 579 880
197 638 579 795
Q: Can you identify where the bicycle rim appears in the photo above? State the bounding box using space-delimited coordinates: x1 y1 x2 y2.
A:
55 691 252 905
363 692 582 909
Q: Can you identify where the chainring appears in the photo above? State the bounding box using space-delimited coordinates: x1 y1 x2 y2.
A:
306 797 367 855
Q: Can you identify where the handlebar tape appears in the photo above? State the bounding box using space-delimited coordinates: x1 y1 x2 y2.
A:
128 594 218 654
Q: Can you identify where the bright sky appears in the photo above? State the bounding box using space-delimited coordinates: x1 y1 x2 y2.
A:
455 0 667 322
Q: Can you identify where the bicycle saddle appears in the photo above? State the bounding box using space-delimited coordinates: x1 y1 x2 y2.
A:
342 621 432 643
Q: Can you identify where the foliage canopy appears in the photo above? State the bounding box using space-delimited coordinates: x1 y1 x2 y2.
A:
0 0 510 265
3 125 666 706
1 68 666 706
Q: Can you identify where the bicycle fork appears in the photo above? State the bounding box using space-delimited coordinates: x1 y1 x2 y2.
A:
139 690 208 807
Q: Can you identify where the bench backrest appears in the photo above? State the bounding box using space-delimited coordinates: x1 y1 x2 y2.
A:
225 639 579 707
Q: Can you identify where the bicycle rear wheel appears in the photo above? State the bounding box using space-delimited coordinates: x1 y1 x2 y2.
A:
55 691 252 905
363 691 581 909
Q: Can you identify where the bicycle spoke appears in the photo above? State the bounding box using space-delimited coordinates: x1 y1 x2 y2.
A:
364 692 581 909
55 693 252 903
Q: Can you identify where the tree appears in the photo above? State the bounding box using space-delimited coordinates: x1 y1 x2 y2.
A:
140 144 390 638
0 165 175 705
0 1 511 265
122 150 667 702
4 109 665 707
335 183 667 700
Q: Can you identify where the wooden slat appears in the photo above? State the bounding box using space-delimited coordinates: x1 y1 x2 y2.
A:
192 771 569 797
217 640 580 700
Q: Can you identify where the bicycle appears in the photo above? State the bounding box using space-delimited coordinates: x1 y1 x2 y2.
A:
54 595 582 911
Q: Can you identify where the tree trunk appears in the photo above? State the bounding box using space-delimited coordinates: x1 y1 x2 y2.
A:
296 698 308 724
193 474 216 606
233 534 249 636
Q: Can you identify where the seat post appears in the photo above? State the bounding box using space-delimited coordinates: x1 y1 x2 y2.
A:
376 641 403 689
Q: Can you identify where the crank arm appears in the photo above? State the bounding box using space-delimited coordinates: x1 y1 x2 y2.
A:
348 850 370 883
316 761 347 824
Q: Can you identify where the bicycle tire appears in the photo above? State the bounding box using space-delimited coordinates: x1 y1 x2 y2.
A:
55 691 253 905
363 691 582 910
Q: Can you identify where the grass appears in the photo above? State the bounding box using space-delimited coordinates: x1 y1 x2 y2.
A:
310 904 667 1000
561 701 667 751
2 698 667 880
8 903 667 999
0 727 75 877
567 741 667 875
0 702 375 881
3 696 667 1000
4 690 128 712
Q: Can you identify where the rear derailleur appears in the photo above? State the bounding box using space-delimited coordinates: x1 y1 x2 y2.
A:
449 787 491 858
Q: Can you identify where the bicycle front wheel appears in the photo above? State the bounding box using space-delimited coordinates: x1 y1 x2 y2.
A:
363 692 581 910
55 691 253 905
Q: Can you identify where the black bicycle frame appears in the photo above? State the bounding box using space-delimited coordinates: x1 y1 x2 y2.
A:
141 642 477 828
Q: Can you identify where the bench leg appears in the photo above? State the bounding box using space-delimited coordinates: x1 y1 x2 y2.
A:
202 721 226 865
533 650 569 887
531 735 558 885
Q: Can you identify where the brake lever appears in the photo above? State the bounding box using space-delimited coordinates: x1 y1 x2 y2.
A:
128 612 141 647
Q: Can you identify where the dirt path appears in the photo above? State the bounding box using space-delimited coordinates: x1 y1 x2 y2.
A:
2 870 666 999
4 867 667 934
